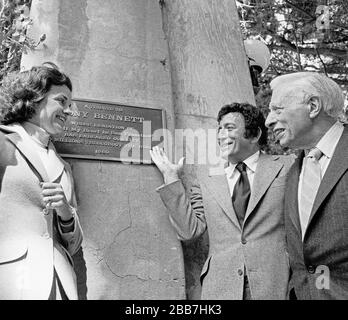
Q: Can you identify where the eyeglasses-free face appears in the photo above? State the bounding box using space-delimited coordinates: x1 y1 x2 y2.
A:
29 85 76 136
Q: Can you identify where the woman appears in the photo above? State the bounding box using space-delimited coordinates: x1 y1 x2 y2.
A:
0 63 83 299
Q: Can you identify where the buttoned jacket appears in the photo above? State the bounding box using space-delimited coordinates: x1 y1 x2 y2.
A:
285 126 348 299
158 153 293 299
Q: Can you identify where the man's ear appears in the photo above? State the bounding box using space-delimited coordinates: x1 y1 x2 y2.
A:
250 127 262 144
308 96 322 119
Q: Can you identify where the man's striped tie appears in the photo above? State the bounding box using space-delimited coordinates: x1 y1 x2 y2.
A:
299 147 323 239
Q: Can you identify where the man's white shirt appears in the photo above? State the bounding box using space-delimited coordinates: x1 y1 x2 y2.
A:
224 150 260 196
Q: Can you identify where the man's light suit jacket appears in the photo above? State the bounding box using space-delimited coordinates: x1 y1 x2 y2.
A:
158 153 294 300
285 126 348 299
0 128 83 300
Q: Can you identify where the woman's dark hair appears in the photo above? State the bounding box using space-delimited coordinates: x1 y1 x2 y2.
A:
217 102 268 147
0 62 72 124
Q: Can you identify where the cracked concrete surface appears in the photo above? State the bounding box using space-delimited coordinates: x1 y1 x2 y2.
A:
70 160 185 299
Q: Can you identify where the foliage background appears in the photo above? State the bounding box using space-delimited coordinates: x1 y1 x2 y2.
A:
0 0 45 82
237 0 348 154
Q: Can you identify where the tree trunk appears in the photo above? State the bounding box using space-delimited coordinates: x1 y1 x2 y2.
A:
161 0 255 299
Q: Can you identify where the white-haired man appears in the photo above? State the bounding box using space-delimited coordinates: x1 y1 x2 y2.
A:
266 72 348 299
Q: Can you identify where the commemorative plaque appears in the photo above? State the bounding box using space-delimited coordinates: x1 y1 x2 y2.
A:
53 99 166 163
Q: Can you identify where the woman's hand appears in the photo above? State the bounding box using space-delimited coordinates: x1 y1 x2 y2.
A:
41 182 73 221
149 146 184 184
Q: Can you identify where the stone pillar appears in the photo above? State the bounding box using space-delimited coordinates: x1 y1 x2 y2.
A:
160 0 255 299
22 0 185 299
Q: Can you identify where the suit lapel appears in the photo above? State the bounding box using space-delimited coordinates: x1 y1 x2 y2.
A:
203 167 241 230
244 153 283 221
286 153 303 236
307 128 348 229
6 132 49 182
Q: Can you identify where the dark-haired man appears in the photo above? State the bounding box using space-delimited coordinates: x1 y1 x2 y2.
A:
150 103 294 300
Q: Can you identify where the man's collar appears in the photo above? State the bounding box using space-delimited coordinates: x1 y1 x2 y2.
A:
309 121 344 159
225 150 260 177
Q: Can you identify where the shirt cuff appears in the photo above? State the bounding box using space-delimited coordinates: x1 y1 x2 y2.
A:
58 206 76 233
155 179 181 192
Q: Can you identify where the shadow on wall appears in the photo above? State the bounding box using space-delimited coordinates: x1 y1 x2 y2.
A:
72 247 88 300
182 231 209 300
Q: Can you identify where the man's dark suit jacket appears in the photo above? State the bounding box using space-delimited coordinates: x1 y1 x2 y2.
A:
285 125 348 299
